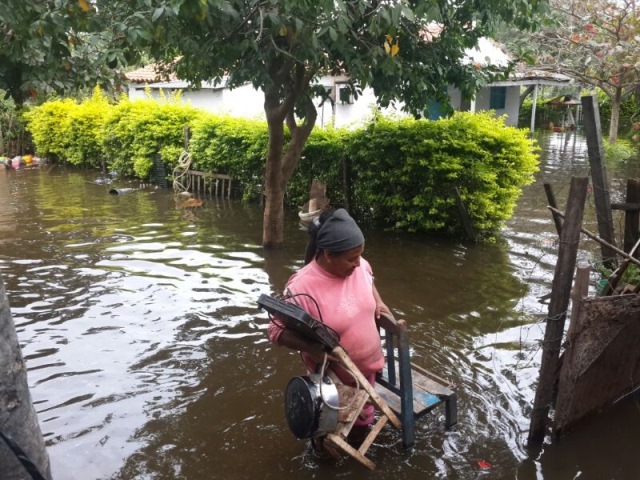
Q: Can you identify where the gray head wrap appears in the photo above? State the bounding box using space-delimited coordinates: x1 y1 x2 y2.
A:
316 209 364 252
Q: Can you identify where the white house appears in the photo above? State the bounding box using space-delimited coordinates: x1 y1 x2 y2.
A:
125 38 573 131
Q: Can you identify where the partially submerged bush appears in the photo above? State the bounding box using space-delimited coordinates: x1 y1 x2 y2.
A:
604 139 636 163
24 98 76 162
102 93 203 179
66 87 111 168
26 89 202 179
0 94 31 157
25 97 539 237
347 112 539 236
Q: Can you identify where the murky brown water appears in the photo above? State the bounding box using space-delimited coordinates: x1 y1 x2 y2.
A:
1 131 640 480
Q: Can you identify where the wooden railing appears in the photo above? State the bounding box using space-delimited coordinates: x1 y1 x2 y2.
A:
183 171 232 198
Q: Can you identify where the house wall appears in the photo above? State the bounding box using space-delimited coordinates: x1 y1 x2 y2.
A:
128 81 522 128
326 87 396 129
128 84 263 118
474 86 520 126
218 85 265 119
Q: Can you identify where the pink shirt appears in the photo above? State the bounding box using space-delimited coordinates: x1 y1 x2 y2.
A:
268 258 384 379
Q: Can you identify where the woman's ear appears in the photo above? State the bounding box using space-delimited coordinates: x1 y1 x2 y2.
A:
321 250 333 264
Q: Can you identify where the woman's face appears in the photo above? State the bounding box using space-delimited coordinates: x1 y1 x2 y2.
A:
323 244 364 278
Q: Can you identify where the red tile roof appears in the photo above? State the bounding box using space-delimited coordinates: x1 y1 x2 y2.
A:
125 64 177 84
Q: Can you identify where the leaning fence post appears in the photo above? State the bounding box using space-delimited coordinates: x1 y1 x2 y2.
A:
581 95 617 270
528 176 589 447
544 183 563 236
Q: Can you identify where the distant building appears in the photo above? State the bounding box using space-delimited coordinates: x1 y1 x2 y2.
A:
124 38 573 131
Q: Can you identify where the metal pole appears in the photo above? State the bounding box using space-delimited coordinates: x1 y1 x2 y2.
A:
530 84 538 135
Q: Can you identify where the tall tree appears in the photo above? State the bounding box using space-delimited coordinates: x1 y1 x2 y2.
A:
110 0 546 247
524 0 640 143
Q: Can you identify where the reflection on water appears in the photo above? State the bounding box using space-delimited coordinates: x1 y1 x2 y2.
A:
1 133 639 480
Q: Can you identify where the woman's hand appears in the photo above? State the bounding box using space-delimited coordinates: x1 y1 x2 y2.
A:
375 301 392 319
306 341 328 365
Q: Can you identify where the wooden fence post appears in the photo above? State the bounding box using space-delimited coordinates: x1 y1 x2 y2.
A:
544 183 563 236
581 95 617 270
183 126 191 151
528 176 589 447
623 179 640 254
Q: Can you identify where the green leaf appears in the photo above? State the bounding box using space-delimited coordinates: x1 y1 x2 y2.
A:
401 5 415 22
152 7 164 22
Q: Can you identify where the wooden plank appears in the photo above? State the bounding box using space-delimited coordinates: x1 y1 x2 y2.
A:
611 202 640 211
376 376 445 415
607 238 640 294
544 183 563 235
332 347 401 429
381 361 454 396
358 415 388 454
376 383 442 414
528 176 589 446
549 207 640 269
334 383 369 426
453 187 477 242
410 363 455 395
325 434 376 470
567 264 590 338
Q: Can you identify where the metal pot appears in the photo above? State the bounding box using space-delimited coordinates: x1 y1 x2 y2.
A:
284 374 339 439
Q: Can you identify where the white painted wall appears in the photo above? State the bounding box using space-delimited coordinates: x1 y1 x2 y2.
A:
474 86 520 126
128 82 264 118
128 79 521 128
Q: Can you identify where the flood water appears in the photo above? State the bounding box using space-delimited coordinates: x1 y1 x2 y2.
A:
1 131 640 479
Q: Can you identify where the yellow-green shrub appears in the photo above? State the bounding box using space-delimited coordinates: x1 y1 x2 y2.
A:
65 87 111 168
347 112 540 236
25 94 540 237
24 98 76 161
189 115 269 199
102 94 203 179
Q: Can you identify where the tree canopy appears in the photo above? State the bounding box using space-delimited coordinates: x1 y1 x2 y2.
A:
0 0 139 105
517 0 640 142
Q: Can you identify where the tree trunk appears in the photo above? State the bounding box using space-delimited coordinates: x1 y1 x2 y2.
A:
0 274 52 480
608 87 622 144
263 91 287 248
261 77 317 248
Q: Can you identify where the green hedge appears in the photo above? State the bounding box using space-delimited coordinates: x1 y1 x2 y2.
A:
189 115 269 200
348 112 539 235
26 88 203 177
23 98 76 163
102 93 204 178
25 93 539 237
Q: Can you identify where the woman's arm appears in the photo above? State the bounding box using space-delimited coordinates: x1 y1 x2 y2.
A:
272 328 328 364
372 283 392 319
